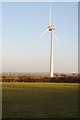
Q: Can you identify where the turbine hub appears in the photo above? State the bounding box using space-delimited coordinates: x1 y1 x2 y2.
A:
48 26 55 31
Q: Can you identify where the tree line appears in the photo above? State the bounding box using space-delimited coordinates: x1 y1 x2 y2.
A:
1 74 80 83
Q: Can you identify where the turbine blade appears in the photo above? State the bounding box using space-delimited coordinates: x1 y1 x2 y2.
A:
40 28 48 38
54 33 60 42
49 5 51 26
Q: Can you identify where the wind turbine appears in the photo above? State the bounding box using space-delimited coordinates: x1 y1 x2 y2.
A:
40 6 55 78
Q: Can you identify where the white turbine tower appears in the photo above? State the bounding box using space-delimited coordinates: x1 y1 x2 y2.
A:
40 6 55 78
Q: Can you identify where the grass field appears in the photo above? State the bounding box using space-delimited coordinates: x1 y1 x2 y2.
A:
2 82 79 118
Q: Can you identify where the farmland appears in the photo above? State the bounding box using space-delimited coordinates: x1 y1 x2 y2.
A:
2 82 79 118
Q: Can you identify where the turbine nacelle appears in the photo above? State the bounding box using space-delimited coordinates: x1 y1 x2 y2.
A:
48 26 55 31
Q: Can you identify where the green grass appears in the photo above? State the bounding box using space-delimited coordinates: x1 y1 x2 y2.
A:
2 82 79 118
